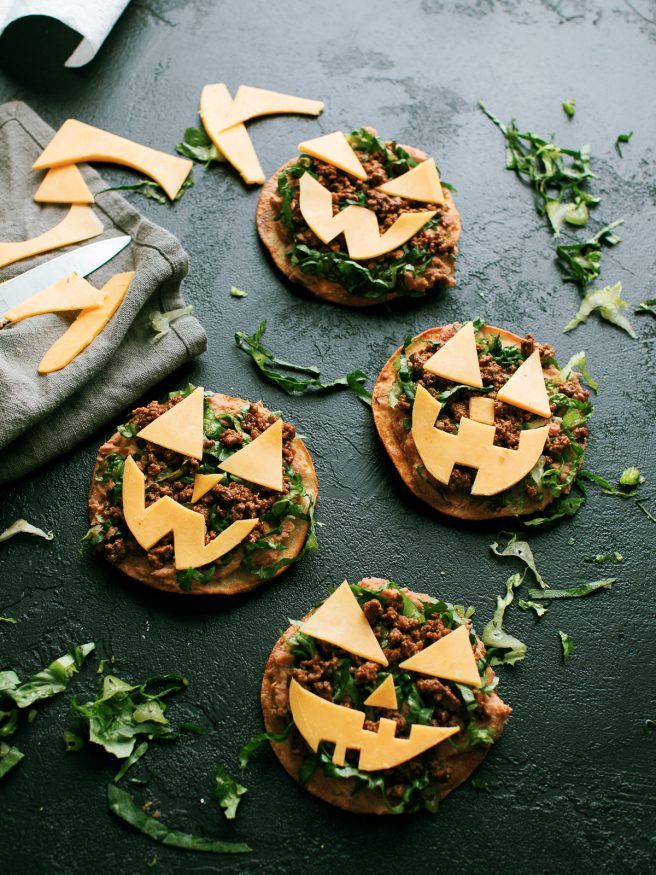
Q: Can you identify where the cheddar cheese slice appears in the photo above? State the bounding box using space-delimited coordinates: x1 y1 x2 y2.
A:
301 581 388 666
136 386 205 460
38 272 133 374
363 674 398 710
298 131 367 180
190 473 225 503
423 322 483 387
4 272 104 324
32 120 193 201
375 158 444 205
218 85 323 131
0 205 103 270
218 418 283 491
469 395 495 425
399 624 481 687
200 83 265 185
496 349 551 418
34 165 94 205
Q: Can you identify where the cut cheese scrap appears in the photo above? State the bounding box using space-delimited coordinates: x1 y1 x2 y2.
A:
218 418 283 491
38 272 133 374
289 679 458 771
496 349 551 418
190 473 225 503
399 624 481 687
363 674 397 710
32 119 193 201
199 83 265 185
423 322 483 388
375 158 444 204
411 383 548 495
4 272 104 323
122 456 257 570
136 386 205 460
301 581 388 666
218 85 323 131
299 172 435 260
34 165 94 205
298 131 367 180
0 205 103 270
469 395 495 425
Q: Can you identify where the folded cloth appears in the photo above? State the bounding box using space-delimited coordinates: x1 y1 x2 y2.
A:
0 101 207 484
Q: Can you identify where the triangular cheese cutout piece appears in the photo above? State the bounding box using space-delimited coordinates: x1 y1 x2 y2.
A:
0 205 103 270
375 158 444 205
398 624 481 687
218 419 283 491
363 674 398 709
32 119 193 200
200 83 265 185
38 272 133 374
298 131 367 180
423 322 483 388
496 349 551 418
218 85 324 131
34 165 94 205
4 272 104 323
190 473 225 503
136 387 205 460
301 581 388 666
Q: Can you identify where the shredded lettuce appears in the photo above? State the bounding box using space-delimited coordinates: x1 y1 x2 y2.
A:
215 763 247 820
0 519 53 543
527 578 616 599
564 281 636 337
557 351 598 392
558 630 576 663
482 572 527 665
490 532 548 588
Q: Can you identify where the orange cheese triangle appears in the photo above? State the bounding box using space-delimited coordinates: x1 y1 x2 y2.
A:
496 349 551 418
375 158 444 204
38 272 133 374
218 418 283 491
136 387 205 460
363 674 398 709
32 119 193 201
190 472 225 503
200 83 265 185
423 322 483 387
218 85 323 131
34 165 94 205
298 131 367 180
398 624 481 687
4 272 104 323
0 205 103 270
301 581 388 666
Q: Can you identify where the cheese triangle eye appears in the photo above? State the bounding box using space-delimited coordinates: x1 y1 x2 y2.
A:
375 158 444 205
297 131 368 180
137 387 205 460
496 349 551 418
423 322 483 387
398 624 481 687
363 674 397 709
219 418 283 491
301 581 388 666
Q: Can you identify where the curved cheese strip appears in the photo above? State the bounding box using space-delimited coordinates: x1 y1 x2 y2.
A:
297 131 367 180
122 456 258 569
363 674 398 710
469 395 495 425
200 83 265 185
375 158 444 205
412 383 548 496
0 205 103 270
34 165 94 205
218 418 283 491
190 472 225 503
289 679 458 771
299 172 435 261
32 120 193 201
38 272 134 374
399 624 481 687
136 387 205 460
4 272 104 323
423 322 483 387
497 349 551 418
218 85 323 131
301 581 388 665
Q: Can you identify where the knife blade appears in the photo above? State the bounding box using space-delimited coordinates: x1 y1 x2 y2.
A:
0 235 132 313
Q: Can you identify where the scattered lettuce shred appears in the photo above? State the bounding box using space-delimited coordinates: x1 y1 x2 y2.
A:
230 286 248 298
215 763 248 820
482 572 527 666
176 127 222 165
518 598 548 617
558 630 576 663
0 519 53 544
238 724 292 771
562 98 576 119
615 131 633 157
564 282 636 337
558 350 598 392
490 532 548 588
527 579 616 599
149 305 194 343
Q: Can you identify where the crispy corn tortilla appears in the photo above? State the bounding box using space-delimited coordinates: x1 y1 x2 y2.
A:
89 392 318 595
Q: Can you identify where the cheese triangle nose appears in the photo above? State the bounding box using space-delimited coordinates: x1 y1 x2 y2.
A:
363 674 398 709
423 322 483 387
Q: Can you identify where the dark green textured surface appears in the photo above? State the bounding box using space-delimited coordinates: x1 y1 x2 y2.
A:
1 2 655 873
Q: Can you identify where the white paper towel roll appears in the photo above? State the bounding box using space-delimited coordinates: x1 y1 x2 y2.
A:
0 0 131 67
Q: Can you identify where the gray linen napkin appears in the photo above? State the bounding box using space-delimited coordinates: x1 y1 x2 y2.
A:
0 101 207 483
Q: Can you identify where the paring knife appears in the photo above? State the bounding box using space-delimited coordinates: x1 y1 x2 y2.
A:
0 236 132 313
